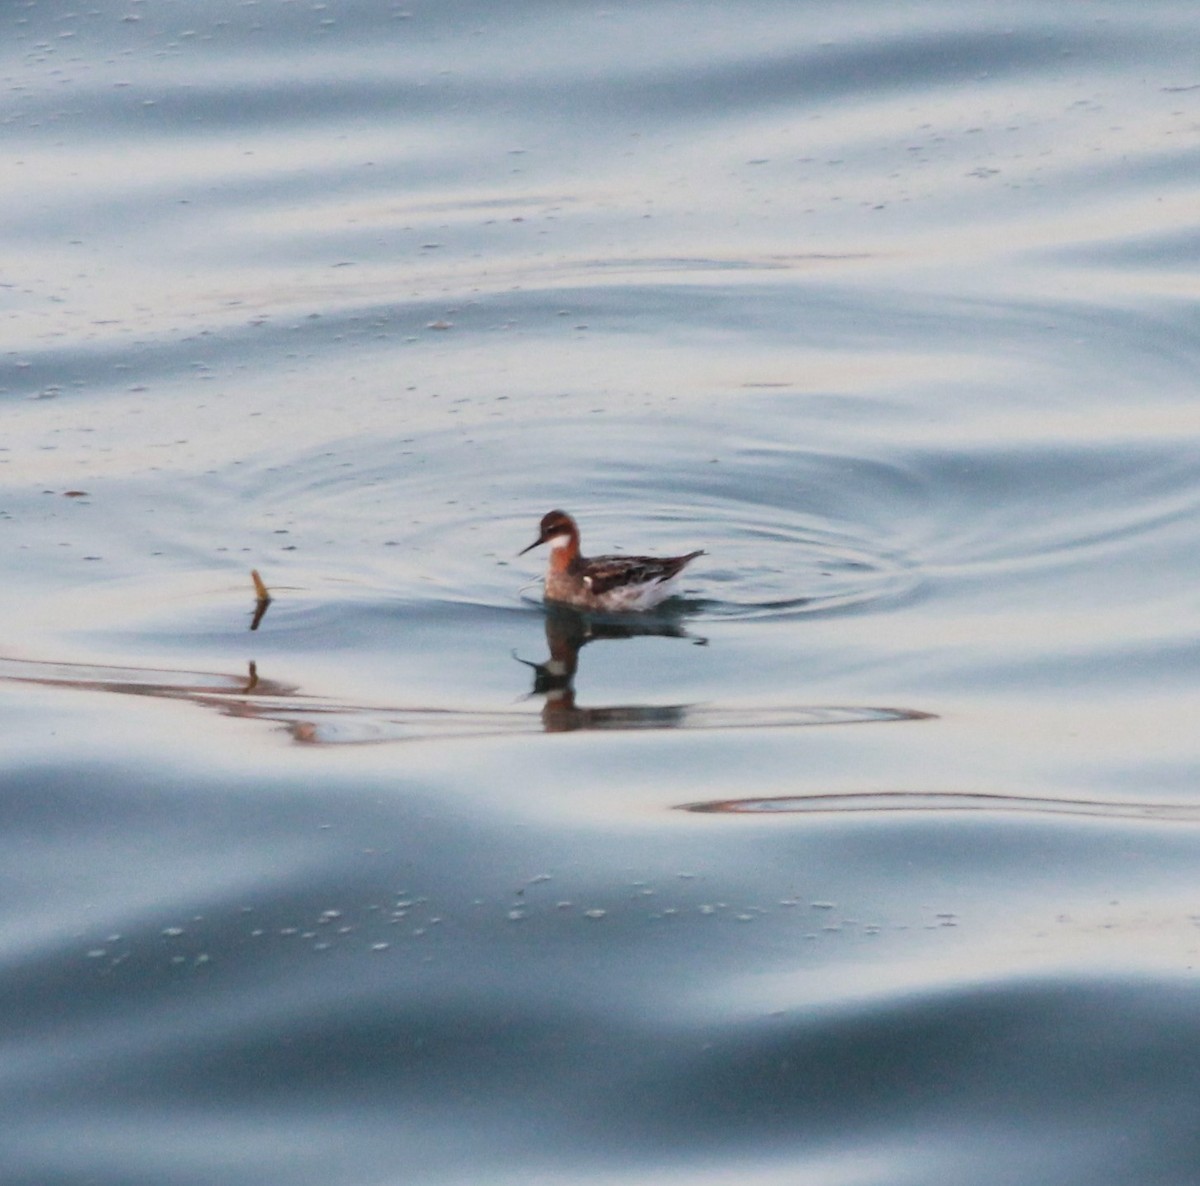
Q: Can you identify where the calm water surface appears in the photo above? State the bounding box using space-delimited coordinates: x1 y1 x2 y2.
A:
3 2 1200 1183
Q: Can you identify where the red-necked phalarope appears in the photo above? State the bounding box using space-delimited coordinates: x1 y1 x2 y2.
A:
519 510 704 611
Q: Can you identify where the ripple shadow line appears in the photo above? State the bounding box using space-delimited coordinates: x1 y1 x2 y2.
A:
678 790 1200 822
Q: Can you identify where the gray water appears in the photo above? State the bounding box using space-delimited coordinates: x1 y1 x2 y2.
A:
3 2 1200 1183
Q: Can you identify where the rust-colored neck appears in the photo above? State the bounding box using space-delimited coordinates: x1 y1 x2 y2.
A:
547 530 580 574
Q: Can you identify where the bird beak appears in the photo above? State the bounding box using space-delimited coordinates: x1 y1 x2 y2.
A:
518 531 547 557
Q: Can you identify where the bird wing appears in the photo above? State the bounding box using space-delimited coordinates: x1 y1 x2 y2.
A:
581 551 704 596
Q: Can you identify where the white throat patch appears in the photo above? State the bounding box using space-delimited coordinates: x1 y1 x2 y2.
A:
547 534 572 551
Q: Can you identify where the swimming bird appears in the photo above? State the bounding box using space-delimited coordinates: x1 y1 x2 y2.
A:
519 510 704 612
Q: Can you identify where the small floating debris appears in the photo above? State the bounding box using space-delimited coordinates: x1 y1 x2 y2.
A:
250 568 272 631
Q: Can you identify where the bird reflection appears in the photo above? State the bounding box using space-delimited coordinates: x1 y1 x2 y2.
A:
515 603 701 733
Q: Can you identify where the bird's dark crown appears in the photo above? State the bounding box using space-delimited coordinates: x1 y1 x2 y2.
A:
538 510 575 537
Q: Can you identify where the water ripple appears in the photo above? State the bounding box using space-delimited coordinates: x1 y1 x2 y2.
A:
0 655 931 746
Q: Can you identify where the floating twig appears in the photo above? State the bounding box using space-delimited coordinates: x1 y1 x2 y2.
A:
250 569 272 631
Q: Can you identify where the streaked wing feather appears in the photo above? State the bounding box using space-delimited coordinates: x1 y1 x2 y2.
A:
581 550 704 597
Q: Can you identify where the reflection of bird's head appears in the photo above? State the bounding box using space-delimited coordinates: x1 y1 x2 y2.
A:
515 654 575 697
